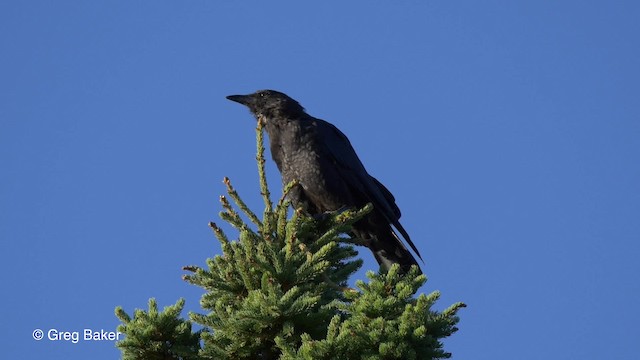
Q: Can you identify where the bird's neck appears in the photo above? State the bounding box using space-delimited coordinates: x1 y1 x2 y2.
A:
260 110 308 129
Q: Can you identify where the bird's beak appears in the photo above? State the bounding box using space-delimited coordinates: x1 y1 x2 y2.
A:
226 94 254 107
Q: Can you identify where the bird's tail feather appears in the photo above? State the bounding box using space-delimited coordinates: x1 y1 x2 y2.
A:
357 227 422 274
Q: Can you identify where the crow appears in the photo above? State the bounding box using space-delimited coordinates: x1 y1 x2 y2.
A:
226 90 422 273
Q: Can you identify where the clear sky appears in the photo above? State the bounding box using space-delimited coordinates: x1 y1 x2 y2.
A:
2 1 639 359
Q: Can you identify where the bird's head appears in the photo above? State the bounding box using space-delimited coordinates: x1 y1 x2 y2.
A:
226 90 305 120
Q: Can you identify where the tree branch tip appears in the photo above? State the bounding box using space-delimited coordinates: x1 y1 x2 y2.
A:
182 265 199 272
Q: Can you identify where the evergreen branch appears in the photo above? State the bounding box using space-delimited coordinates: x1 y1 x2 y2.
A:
256 117 273 213
223 176 262 228
285 265 465 359
115 306 131 323
335 203 373 224
443 302 468 317
230 240 258 292
219 195 246 231
313 204 372 249
208 221 229 247
284 209 302 262
276 179 299 210
115 298 202 360
275 179 298 238
182 265 200 273
264 236 284 273
276 200 290 240
314 222 352 249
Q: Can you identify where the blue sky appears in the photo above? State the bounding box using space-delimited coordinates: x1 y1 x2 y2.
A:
2 1 639 359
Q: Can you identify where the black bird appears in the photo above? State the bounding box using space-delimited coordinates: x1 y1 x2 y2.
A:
226 90 421 272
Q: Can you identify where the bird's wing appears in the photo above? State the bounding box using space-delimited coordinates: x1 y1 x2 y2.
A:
315 119 422 260
370 176 401 218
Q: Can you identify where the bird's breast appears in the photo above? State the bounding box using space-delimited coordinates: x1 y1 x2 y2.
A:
267 121 346 210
